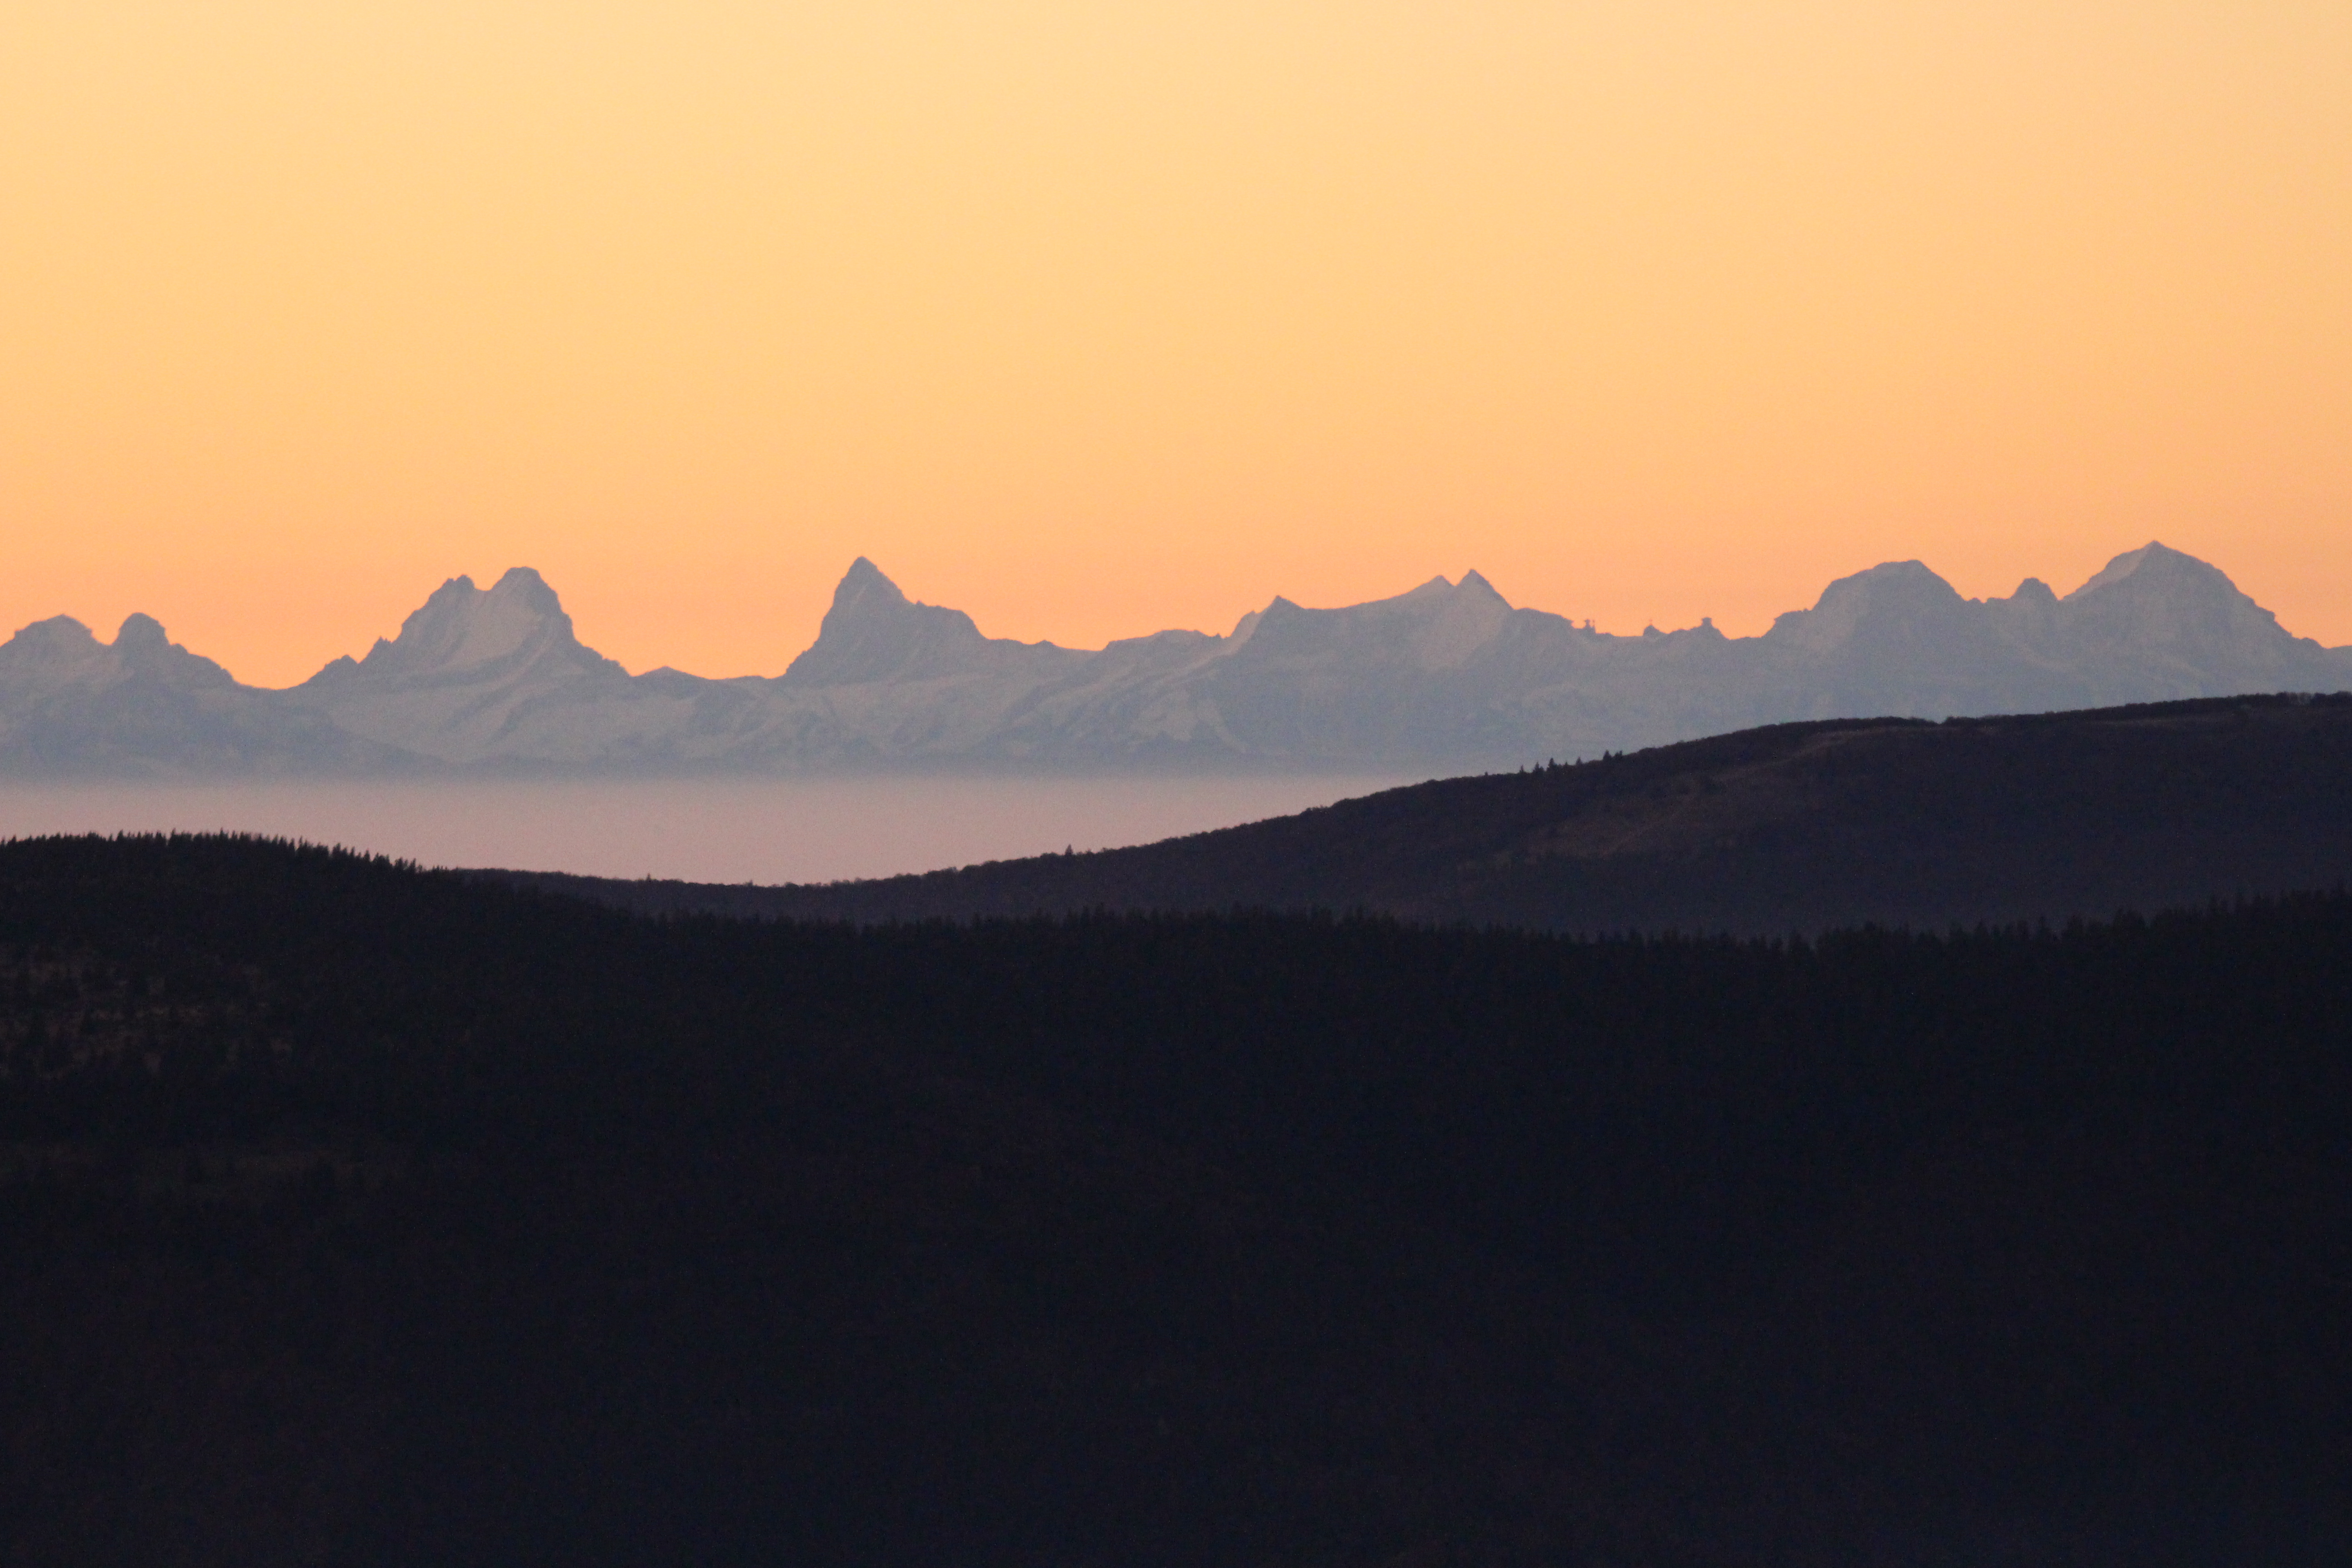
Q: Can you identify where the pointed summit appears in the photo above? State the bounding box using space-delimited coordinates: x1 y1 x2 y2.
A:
779 560 992 687
1410 570 1514 667
2064 540 2209 600
835 557 904 603
2064 542 2265 623
1457 569 1508 603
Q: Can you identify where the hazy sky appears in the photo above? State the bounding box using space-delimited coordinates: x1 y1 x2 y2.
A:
5 0 2347 685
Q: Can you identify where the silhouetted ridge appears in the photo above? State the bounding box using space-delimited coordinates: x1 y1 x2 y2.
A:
497 693 2352 934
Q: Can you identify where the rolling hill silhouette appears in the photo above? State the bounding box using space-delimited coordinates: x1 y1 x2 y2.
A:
505 692 2352 933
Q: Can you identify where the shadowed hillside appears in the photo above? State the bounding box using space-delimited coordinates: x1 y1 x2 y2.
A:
1 835 2348 1563
505 692 2352 933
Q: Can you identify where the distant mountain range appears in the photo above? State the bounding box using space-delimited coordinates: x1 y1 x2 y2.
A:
505 693 2352 935
4 542 2347 775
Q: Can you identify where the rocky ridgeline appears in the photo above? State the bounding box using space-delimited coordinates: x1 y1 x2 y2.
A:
2 543 2347 775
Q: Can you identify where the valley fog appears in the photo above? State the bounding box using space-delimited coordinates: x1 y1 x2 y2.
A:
0 775 1411 886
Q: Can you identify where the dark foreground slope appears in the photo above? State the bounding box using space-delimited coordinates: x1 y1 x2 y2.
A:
3 835 2349 1565
507 693 2352 932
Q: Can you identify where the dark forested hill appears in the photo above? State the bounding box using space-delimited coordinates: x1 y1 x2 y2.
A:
1 834 2347 1564
505 692 2352 933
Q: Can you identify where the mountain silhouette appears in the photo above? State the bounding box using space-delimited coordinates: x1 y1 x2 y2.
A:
0 613 393 775
289 568 668 766
779 557 1074 686
2 543 2346 774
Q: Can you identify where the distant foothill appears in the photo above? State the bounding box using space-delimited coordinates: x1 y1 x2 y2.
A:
0 542 2346 775
501 692 2352 937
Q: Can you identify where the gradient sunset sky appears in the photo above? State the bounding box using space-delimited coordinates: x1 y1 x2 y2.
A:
5 0 2348 686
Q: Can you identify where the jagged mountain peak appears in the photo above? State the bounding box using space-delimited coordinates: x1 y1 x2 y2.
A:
105 614 237 689
483 566 566 614
0 612 235 694
779 560 992 687
1359 572 1514 612
8 540 2342 776
834 557 906 604
347 567 606 679
1411 571 1514 667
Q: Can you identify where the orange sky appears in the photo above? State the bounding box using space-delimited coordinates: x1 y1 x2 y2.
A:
5 0 2348 686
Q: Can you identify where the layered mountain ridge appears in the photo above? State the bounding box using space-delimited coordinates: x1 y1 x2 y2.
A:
4 542 2347 775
